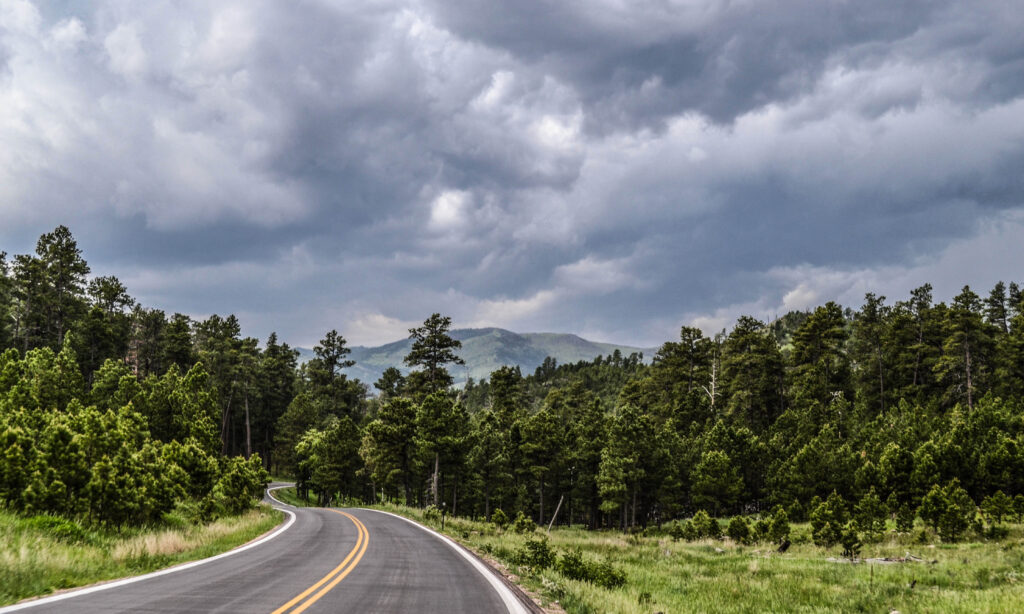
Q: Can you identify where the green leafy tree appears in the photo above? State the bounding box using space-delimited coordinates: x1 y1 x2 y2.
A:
360 398 418 503
854 487 887 541
404 313 465 395
691 450 742 516
721 316 785 432
919 480 975 542
981 491 1013 524
374 367 406 400
934 286 992 410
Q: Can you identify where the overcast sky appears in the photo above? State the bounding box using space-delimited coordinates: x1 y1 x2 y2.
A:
2 0 1023 348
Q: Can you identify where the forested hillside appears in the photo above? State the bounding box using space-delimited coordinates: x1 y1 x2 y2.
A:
298 327 653 388
4 226 1024 542
0 227 268 526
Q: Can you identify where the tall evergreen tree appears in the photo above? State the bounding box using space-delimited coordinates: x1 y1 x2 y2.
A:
404 313 465 395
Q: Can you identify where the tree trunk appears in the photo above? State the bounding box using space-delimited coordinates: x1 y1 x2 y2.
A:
539 476 545 525
221 383 234 455
452 474 458 516
432 452 440 507
244 387 252 458
877 349 886 413
965 342 973 411
631 488 637 527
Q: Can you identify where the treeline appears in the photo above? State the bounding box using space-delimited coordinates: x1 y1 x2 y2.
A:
0 228 270 525
289 282 1024 539
5 226 1024 538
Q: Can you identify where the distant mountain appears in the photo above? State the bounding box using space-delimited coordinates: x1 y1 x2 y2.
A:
296 328 655 388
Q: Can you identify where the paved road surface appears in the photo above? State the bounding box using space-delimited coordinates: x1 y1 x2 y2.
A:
1 485 531 613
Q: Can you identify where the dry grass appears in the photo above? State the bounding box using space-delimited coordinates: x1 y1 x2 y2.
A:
0 506 283 606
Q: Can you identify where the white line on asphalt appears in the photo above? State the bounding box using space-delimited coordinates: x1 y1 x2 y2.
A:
0 487 297 612
359 509 530 614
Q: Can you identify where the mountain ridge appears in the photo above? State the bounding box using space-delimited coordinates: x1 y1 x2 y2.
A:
296 327 655 388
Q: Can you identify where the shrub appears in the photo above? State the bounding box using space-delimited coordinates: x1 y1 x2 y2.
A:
690 510 720 539
811 493 846 547
840 522 862 559
726 516 751 544
981 491 1013 524
556 548 627 588
514 536 555 571
490 508 509 529
669 520 684 542
787 499 807 522
23 515 87 543
768 507 791 544
556 548 589 580
895 503 915 533
511 510 536 534
919 480 975 542
424 505 442 522
753 517 771 542
681 520 698 541
214 454 269 516
855 487 887 541
1014 494 1024 522
593 559 627 588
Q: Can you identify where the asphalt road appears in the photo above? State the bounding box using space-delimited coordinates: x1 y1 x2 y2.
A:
2 485 532 614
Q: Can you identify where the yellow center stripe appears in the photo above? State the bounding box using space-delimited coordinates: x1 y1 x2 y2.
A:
271 510 370 614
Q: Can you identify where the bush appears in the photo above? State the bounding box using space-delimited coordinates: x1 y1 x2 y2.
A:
514 536 555 571
753 517 771 542
214 454 269 516
767 507 791 544
726 516 751 544
681 520 698 541
23 515 88 543
690 510 720 539
895 503 915 533
556 548 589 580
787 499 807 522
511 510 537 534
840 522 862 558
919 480 975 542
593 560 627 589
811 493 847 547
981 491 1013 524
855 487 887 541
555 548 627 588
668 520 684 542
491 508 509 529
424 505 442 522
1014 494 1024 522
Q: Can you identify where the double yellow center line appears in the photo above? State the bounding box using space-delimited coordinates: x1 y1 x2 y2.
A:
271 510 370 614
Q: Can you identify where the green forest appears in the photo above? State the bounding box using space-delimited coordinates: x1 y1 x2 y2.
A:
3 225 1024 547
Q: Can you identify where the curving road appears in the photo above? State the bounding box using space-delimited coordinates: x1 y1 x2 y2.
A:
1 485 534 614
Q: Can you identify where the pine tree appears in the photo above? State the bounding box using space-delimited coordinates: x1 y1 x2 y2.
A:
404 313 465 395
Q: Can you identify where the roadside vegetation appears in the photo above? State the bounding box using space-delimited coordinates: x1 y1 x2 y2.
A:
366 502 1024 614
5 226 1024 611
0 505 281 606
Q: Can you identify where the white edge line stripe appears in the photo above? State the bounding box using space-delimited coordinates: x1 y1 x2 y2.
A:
359 509 529 614
0 487 297 612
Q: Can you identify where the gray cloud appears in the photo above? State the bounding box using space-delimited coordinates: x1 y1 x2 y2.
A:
1 0 1023 348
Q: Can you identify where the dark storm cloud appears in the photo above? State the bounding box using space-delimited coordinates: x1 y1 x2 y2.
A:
2 0 1024 347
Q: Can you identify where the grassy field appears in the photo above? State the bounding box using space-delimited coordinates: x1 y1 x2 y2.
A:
357 502 1024 613
0 504 283 606
244 489 1024 613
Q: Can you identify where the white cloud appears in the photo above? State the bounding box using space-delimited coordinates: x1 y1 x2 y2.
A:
428 190 471 231
344 313 419 346
104 23 147 78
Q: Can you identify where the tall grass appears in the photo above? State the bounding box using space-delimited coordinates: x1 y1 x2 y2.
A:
368 504 1024 614
0 505 283 606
